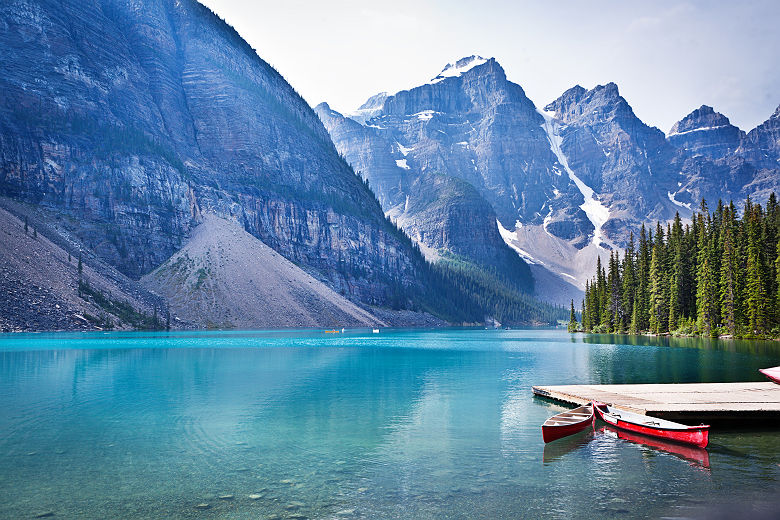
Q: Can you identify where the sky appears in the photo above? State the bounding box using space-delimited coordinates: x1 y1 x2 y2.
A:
199 0 780 133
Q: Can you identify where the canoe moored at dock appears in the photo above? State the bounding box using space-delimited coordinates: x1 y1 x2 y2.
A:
593 401 709 448
759 366 780 384
542 404 594 443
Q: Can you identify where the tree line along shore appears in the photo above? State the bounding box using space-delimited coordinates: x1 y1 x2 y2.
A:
570 193 780 339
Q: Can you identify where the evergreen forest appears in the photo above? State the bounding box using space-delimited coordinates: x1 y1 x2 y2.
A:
576 194 780 338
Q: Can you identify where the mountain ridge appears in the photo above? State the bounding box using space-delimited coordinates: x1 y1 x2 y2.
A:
321 55 780 289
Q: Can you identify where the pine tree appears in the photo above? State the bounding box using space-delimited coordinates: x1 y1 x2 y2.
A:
649 245 666 334
648 224 669 334
595 256 606 329
607 251 623 332
667 213 684 330
720 219 739 335
776 239 780 324
629 294 640 334
635 225 651 332
695 209 718 336
582 284 591 331
24 217 28 235
744 202 768 335
568 300 578 332
621 233 637 331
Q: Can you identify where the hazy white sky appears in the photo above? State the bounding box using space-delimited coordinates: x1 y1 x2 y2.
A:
199 0 779 133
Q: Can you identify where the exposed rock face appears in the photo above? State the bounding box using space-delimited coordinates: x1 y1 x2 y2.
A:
141 215 384 329
316 101 533 292
736 104 780 171
321 57 590 240
544 83 683 244
670 104 780 212
0 0 422 306
667 105 744 160
321 56 779 289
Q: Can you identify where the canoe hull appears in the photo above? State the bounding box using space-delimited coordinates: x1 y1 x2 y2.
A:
593 401 709 448
542 419 592 443
542 405 594 443
759 367 780 384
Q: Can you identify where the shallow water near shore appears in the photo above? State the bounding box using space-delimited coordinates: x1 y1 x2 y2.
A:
1 328 779 519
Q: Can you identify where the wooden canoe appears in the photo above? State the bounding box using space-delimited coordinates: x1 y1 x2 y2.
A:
542 403 594 443
759 366 780 384
593 401 709 448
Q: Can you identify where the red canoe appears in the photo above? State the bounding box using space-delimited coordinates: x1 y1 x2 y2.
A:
542 403 594 443
759 366 780 384
593 401 709 448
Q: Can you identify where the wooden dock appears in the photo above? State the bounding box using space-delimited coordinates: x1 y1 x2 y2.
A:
533 382 780 424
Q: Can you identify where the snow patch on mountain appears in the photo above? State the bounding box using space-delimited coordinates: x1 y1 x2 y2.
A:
667 191 692 210
397 142 413 156
667 125 729 137
430 55 488 84
537 109 613 249
497 219 540 265
415 110 436 121
396 159 410 170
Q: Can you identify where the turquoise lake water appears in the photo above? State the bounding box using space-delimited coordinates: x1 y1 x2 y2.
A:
0 328 779 519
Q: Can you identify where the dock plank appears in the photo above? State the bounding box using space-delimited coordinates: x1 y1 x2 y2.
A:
533 382 780 422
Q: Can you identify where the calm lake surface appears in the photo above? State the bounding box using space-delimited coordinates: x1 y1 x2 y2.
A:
1 328 779 519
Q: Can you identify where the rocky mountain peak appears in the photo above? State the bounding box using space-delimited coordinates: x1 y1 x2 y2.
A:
348 92 389 123
359 91 389 110
590 82 628 108
668 105 744 160
668 105 736 136
773 103 780 119
546 82 634 128
544 85 586 117
430 55 491 83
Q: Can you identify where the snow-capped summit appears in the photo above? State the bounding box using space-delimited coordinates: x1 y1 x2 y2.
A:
430 55 489 83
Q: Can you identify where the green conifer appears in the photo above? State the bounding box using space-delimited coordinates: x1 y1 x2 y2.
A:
568 300 578 332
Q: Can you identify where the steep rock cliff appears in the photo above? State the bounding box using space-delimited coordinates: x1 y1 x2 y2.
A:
0 0 422 306
316 101 534 293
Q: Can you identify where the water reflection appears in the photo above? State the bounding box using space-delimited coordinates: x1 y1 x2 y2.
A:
542 428 595 464
597 426 710 470
0 329 778 519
